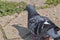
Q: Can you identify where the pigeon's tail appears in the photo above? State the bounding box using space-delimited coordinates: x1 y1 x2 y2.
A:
26 4 39 19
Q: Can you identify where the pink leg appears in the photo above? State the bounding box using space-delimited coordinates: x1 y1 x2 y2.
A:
42 37 50 40
32 34 37 40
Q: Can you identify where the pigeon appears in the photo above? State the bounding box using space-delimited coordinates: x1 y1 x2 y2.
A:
26 4 60 40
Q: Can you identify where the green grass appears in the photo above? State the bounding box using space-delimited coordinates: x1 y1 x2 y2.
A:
40 0 60 9
0 1 26 17
45 0 60 6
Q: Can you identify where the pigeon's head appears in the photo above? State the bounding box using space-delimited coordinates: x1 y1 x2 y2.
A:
26 4 37 14
26 4 35 11
26 4 39 19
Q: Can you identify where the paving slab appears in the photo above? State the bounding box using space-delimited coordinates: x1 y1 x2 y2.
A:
4 0 46 8
20 0 46 7
0 13 18 27
0 30 4 40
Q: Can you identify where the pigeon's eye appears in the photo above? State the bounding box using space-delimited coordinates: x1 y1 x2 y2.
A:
32 19 35 22
29 19 36 23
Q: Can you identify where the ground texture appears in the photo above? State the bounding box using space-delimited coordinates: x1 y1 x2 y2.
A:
0 0 60 40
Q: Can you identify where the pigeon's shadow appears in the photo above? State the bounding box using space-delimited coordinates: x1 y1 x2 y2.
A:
12 24 32 40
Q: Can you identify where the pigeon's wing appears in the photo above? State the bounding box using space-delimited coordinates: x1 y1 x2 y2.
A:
48 20 60 31
43 17 60 31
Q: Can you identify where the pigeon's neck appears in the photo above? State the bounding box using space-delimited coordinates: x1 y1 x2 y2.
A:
26 5 39 18
27 6 37 14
